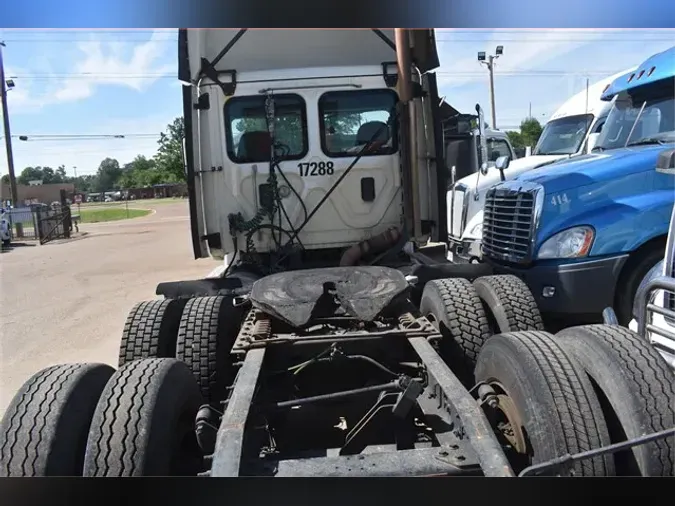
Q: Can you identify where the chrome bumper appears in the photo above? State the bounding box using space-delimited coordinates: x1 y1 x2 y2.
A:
634 275 675 371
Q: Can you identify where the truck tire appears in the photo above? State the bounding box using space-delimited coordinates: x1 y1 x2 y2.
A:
475 331 614 476
615 245 664 325
556 324 675 476
0 363 114 476
83 358 203 477
175 296 240 403
472 275 544 333
420 278 491 383
118 299 187 366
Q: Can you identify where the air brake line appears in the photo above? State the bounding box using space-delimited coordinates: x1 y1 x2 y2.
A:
227 93 307 269
273 110 396 268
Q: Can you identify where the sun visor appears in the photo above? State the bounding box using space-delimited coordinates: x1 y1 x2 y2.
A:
186 29 398 79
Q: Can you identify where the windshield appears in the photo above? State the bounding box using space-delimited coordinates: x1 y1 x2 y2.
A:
595 85 675 151
533 114 594 156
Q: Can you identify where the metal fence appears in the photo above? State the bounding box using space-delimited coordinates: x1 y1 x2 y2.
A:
5 205 73 243
5 206 39 241
36 206 72 245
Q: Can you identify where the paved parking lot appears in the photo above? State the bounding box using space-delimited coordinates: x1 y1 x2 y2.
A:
0 201 218 415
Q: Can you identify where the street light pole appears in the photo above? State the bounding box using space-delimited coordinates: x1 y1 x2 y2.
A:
0 41 23 237
478 46 504 130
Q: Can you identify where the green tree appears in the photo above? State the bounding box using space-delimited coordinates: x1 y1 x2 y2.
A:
506 118 544 152
95 158 122 192
120 155 159 188
520 118 543 147
1 174 9 185
74 174 98 193
506 131 524 150
154 117 185 183
16 165 68 185
18 166 45 185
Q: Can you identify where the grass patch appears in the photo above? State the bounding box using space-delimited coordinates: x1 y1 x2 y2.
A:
79 208 152 223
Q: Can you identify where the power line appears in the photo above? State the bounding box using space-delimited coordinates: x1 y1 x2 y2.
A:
437 70 623 76
435 37 675 42
1 38 178 43
0 30 173 34
9 70 624 81
9 133 161 140
10 146 160 156
4 36 672 43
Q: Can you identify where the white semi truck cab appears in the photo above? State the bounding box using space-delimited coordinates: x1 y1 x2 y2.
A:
3 30 673 480
179 29 446 269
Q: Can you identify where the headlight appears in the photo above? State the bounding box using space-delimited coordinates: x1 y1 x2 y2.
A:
537 226 594 259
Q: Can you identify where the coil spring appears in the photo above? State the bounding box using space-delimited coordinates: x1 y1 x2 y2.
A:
228 94 293 271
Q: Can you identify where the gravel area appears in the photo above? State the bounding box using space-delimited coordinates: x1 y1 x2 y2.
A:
0 201 219 415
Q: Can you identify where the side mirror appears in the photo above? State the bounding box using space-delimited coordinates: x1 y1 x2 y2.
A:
495 155 510 181
475 104 488 175
586 133 600 153
495 155 510 171
656 148 675 174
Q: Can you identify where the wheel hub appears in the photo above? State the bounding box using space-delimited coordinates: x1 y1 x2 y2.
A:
494 394 527 453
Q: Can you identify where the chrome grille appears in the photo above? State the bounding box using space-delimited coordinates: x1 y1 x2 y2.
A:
482 183 541 264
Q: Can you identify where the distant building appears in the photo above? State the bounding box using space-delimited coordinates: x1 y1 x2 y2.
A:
0 182 75 207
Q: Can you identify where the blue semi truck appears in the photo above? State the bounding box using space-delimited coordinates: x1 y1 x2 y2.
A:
481 46 675 326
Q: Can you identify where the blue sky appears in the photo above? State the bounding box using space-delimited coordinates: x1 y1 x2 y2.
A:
0 28 673 178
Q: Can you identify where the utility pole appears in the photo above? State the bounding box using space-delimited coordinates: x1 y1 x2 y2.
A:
0 41 22 237
478 46 503 130
529 102 532 119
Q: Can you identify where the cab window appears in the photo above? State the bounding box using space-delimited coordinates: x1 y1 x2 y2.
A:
487 138 512 162
224 94 308 163
319 89 398 157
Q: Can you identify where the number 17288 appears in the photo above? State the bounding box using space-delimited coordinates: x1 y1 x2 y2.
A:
298 161 335 176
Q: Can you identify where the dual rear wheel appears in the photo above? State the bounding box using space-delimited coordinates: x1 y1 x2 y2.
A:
2 278 673 477
119 295 242 404
421 274 674 477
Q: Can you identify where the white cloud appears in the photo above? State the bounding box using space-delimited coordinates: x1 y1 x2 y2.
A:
6 30 176 112
434 30 607 90
0 113 180 176
433 30 675 129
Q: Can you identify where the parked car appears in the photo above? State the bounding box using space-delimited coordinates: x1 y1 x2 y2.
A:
0 208 11 247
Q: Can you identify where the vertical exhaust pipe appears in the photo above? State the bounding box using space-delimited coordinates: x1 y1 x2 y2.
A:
394 29 422 241
395 29 412 102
